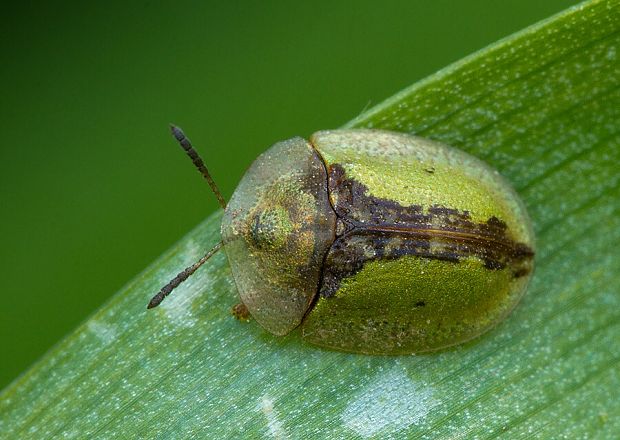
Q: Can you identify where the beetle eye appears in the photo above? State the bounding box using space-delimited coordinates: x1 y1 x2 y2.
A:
249 207 291 250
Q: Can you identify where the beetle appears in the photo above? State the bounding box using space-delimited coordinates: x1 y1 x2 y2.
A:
148 126 535 354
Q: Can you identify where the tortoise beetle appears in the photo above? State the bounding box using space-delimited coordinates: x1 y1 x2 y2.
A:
148 126 535 354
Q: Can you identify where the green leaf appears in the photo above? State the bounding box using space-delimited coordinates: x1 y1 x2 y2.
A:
2 0 619 438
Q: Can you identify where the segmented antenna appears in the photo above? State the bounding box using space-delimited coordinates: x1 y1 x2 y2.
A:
147 126 228 309
170 124 227 209
147 241 223 309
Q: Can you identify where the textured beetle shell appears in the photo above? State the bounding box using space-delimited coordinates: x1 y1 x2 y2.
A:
301 130 535 354
222 129 534 354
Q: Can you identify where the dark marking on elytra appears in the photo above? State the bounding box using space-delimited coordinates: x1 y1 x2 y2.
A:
319 164 534 298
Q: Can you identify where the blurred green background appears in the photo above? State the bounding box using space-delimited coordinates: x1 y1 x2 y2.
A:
0 1 576 389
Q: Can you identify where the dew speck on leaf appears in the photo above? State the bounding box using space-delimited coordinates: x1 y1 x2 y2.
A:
342 366 437 438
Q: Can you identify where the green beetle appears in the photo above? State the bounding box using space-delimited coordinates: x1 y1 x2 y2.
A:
148 126 535 355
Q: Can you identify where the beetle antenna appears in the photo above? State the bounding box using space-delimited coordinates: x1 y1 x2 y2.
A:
170 124 227 209
147 241 223 309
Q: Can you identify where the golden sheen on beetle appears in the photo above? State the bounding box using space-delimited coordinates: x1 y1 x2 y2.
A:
148 126 535 355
